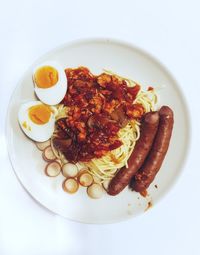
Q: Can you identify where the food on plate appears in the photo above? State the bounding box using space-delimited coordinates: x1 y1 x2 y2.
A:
18 101 56 142
33 61 67 105
51 67 157 184
130 106 174 193
93 175 102 184
62 178 79 194
35 139 51 150
107 111 159 196
78 171 93 187
87 183 104 199
62 163 78 178
45 161 61 177
102 179 110 190
19 63 174 200
42 146 57 162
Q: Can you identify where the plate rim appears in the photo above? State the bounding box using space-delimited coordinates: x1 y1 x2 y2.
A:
5 37 192 224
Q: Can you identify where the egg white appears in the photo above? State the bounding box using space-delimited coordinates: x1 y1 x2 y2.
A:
18 101 56 142
33 61 67 105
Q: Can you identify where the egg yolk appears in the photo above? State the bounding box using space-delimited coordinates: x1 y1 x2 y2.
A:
34 66 58 88
28 105 52 125
22 121 27 129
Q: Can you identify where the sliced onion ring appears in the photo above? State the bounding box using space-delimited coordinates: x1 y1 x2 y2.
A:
62 163 78 178
62 178 79 194
87 183 104 199
35 140 51 151
45 161 61 177
78 172 93 187
42 146 56 162
102 179 111 191
77 168 88 176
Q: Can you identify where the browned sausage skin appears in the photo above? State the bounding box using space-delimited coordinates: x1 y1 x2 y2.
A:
130 106 174 193
107 111 159 196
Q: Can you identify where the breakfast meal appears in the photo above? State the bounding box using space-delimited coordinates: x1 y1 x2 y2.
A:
18 61 174 199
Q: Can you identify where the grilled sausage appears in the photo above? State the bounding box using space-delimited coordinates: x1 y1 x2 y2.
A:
130 106 174 193
107 111 159 196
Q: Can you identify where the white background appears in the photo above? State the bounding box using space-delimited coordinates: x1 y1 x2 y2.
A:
0 0 199 254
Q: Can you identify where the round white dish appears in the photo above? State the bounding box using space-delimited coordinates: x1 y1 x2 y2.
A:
6 38 190 224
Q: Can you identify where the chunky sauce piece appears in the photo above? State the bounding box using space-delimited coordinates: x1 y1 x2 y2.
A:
53 67 143 162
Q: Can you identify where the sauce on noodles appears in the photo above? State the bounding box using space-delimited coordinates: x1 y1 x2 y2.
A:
52 67 144 163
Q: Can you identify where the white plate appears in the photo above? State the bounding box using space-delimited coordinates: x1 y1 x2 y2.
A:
6 38 190 224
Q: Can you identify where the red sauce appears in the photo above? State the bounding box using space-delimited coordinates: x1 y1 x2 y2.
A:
54 67 143 163
145 201 152 211
140 190 148 197
148 86 154 91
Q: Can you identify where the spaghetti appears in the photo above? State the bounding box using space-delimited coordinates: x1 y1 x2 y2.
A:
51 68 158 182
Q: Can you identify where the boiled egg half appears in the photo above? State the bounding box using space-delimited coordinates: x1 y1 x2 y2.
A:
18 101 56 142
33 61 67 105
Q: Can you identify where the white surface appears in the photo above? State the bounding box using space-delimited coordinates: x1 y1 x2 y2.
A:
6 38 189 223
0 0 199 254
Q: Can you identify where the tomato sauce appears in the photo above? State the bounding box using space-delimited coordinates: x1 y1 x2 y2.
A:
54 67 143 163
